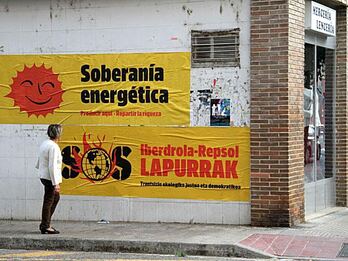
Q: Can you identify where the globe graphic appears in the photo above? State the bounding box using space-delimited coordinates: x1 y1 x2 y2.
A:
81 148 111 181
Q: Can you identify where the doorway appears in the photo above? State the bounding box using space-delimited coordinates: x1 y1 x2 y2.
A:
304 43 336 216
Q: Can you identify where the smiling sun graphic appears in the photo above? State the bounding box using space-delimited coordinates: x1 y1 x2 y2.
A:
6 64 64 117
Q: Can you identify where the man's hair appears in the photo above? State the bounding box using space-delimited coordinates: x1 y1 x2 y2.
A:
47 124 62 140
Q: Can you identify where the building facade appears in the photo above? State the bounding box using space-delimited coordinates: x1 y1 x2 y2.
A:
251 0 348 226
0 0 346 227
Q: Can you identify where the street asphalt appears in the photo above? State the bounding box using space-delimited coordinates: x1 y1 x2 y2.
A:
0 207 347 260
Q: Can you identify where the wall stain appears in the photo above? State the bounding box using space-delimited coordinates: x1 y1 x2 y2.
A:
183 5 192 15
50 2 53 20
3 3 9 12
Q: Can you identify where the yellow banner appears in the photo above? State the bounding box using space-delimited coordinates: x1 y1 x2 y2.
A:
60 126 250 201
0 52 190 125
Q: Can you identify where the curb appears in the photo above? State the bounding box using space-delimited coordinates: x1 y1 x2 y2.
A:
0 236 272 259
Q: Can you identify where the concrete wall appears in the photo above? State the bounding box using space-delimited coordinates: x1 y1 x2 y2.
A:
0 0 250 224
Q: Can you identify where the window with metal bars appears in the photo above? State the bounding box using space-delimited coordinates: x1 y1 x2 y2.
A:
191 29 240 67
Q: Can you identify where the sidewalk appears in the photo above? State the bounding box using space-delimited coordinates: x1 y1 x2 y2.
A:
0 208 347 260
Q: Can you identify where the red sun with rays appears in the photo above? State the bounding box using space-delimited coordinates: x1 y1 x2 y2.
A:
6 64 64 117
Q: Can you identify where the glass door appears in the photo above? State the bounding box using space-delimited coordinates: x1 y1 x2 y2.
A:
304 43 335 215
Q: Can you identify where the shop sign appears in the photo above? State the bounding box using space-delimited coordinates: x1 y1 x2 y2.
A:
306 1 336 37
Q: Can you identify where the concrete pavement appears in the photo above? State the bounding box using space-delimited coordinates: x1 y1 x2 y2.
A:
0 207 347 260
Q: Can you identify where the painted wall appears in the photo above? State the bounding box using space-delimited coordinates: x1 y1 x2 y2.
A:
0 0 250 224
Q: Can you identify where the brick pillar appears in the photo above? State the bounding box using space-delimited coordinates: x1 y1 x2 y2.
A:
250 0 305 227
336 7 348 207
